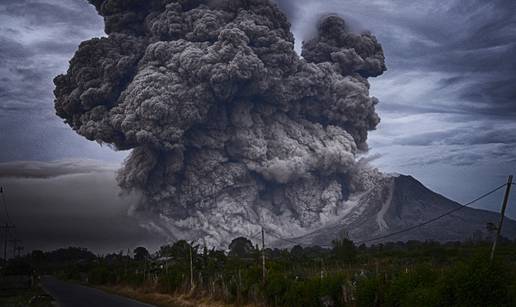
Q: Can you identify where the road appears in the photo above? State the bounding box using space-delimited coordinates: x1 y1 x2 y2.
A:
40 276 155 307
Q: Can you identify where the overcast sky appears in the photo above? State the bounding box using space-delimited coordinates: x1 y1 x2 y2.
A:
0 0 515 253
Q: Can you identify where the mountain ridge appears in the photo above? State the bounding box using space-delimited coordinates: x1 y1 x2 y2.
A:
273 175 516 247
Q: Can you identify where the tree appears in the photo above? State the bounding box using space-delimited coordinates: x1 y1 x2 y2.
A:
46 247 95 263
133 246 150 261
31 250 45 263
290 245 304 260
331 238 356 263
159 240 195 262
228 237 255 257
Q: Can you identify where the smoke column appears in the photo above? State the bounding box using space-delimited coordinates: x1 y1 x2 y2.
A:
54 0 386 246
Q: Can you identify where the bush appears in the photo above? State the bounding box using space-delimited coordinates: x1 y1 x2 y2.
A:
439 255 514 307
264 272 289 306
356 276 383 307
88 265 116 285
385 264 438 306
283 278 320 307
159 265 187 293
319 272 347 306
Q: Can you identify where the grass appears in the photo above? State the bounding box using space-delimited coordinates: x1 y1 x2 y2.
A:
100 284 258 307
0 284 55 307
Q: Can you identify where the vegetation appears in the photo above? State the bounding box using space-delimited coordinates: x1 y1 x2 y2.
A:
0 286 54 307
5 237 516 306
0 258 54 307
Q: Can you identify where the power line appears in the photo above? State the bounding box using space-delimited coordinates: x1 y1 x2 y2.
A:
258 181 508 248
249 230 262 240
266 230 300 245
355 182 508 245
490 175 513 262
263 228 332 248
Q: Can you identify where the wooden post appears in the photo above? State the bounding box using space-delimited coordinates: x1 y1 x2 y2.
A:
189 245 194 290
238 268 242 304
15 246 23 258
320 258 325 280
490 175 513 263
0 187 16 263
261 227 266 283
9 239 21 258
1 224 15 262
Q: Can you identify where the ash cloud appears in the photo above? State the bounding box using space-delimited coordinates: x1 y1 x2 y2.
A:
54 0 386 246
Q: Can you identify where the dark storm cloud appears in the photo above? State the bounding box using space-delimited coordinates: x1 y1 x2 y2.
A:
0 160 165 253
1 0 100 27
0 1 101 111
413 0 516 117
0 159 115 178
293 0 516 172
0 0 125 162
420 152 484 167
279 0 516 117
0 37 46 111
399 144 515 168
369 113 516 169
394 126 516 147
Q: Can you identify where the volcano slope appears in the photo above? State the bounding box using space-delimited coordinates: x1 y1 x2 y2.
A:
282 175 516 247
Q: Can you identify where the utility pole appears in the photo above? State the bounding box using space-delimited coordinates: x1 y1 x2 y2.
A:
189 244 194 290
1 224 15 262
320 258 325 280
15 246 23 258
9 239 21 259
261 227 266 283
490 175 513 263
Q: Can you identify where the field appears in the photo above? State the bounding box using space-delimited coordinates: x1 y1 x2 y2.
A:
4 238 516 307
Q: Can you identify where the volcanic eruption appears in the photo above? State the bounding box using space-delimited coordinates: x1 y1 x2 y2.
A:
54 0 387 246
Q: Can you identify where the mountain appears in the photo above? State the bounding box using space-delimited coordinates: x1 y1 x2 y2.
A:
147 173 516 249
274 175 516 247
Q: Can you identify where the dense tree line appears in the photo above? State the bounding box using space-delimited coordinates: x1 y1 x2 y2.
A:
5 238 516 306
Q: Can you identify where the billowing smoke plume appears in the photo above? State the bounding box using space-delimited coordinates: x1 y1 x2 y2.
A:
54 0 386 246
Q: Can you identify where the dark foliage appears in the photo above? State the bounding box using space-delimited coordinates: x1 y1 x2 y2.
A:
11 239 516 306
